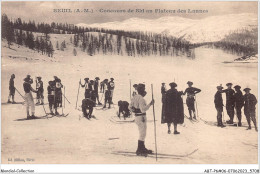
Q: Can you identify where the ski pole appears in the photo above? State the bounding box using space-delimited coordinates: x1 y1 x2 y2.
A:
75 79 81 109
195 95 199 119
15 88 25 100
151 84 158 161
62 92 71 104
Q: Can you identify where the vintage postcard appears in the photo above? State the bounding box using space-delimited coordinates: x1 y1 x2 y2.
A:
1 0 258 172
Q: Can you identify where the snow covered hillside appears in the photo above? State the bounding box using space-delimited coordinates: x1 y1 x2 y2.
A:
77 13 257 44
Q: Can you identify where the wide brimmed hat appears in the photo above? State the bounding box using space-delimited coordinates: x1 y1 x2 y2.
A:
84 78 89 81
110 78 114 80
162 82 165 85
54 76 58 79
234 85 241 89
137 83 145 93
133 84 138 87
187 81 193 85
226 83 233 86
37 76 42 79
243 88 251 92
95 77 100 80
169 82 177 88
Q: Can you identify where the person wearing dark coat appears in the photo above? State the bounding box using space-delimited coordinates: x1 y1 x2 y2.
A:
47 81 56 115
214 86 225 128
243 88 258 131
8 74 16 103
82 92 95 119
53 76 63 108
36 76 44 105
183 81 201 120
222 83 235 124
164 82 184 134
161 83 167 124
234 85 244 126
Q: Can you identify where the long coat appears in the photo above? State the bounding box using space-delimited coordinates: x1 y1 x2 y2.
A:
164 88 184 124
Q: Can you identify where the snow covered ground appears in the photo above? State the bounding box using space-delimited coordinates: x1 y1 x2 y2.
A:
1 40 258 164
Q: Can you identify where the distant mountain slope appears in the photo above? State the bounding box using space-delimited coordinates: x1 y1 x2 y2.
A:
77 13 257 44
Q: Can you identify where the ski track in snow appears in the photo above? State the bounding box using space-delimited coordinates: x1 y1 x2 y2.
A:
1 40 258 164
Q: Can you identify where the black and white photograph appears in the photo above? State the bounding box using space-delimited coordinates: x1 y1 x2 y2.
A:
1 0 259 172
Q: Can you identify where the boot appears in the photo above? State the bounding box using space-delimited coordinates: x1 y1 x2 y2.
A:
238 122 242 127
136 140 147 157
7 99 11 103
143 142 153 154
27 111 30 119
174 131 180 134
36 100 40 105
31 112 36 118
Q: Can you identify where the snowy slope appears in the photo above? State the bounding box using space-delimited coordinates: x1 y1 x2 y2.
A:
77 13 257 44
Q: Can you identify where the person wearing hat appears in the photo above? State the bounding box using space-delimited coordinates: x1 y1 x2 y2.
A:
47 81 56 115
183 81 201 120
23 75 37 119
234 85 244 126
164 82 184 134
93 77 102 105
36 77 44 105
53 76 63 108
80 78 91 99
7 74 16 104
243 88 258 131
129 83 154 156
108 78 115 104
103 79 111 109
214 86 225 128
223 83 235 124
132 84 138 97
100 79 105 93
161 83 167 124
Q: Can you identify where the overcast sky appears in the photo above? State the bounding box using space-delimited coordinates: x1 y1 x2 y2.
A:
1 1 258 24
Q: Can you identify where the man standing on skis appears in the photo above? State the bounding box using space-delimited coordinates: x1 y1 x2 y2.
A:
223 83 235 124
23 75 37 119
94 77 102 105
161 83 167 124
103 79 111 109
183 81 201 120
234 85 244 127
80 78 91 99
36 76 44 105
108 78 115 104
8 74 16 104
243 88 258 131
129 83 154 156
214 85 225 128
54 76 63 108
47 81 56 115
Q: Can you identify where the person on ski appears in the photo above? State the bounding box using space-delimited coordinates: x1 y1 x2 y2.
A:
94 77 102 105
80 78 91 99
243 88 258 131
234 85 244 127
100 80 105 93
103 79 111 109
8 74 16 104
36 76 44 105
54 76 63 108
129 83 154 156
214 85 225 128
183 81 201 120
47 81 56 115
164 82 184 134
161 83 167 124
23 75 37 119
132 84 138 97
108 78 115 104
222 83 235 124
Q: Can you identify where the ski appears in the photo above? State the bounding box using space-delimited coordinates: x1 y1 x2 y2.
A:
14 115 49 121
112 148 198 159
2 102 24 105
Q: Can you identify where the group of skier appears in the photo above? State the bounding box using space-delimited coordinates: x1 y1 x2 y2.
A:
79 77 115 119
214 83 258 131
